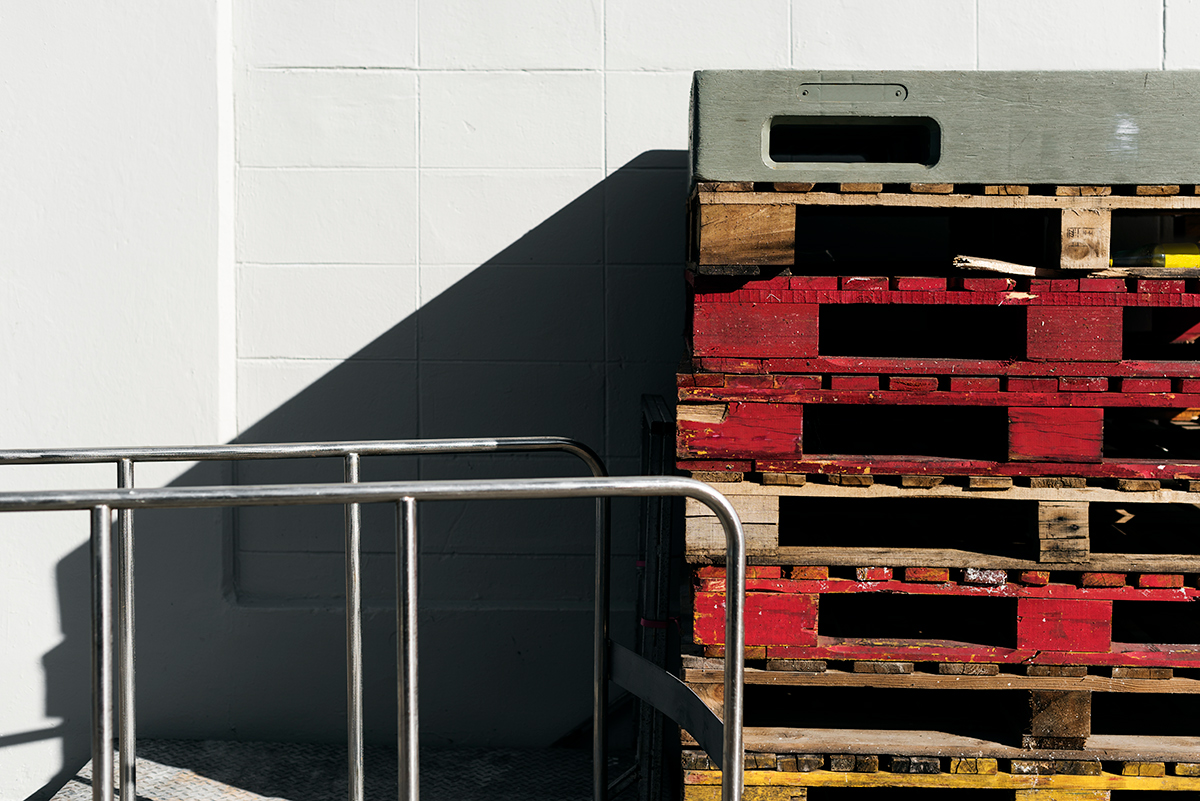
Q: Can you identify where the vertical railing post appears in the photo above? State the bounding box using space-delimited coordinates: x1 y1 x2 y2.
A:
344 453 364 801
116 460 135 801
91 504 114 801
397 497 419 801
593 496 610 801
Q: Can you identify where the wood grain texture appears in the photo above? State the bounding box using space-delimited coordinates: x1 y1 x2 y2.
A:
693 591 817 646
1026 307 1122 362
1026 690 1090 747
697 204 794 265
677 402 803 459
1008 408 1104 463
691 301 818 358
1016 598 1111 653
1039 501 1089 562
1060 208 1112 270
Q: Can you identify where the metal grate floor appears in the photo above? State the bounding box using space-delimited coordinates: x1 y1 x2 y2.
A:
51 740 634 801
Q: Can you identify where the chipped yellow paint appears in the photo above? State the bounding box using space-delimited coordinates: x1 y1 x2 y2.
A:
683 769 1200 791
949 757 998 775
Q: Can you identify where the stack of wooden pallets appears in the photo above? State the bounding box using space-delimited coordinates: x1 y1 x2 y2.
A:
676 179 1200 801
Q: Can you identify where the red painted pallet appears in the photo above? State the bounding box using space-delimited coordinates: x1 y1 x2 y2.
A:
690 566 1200 668
688 274 1200 365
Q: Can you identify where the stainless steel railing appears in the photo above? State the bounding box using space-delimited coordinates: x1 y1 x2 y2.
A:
2 446 747 800
0 437 605 801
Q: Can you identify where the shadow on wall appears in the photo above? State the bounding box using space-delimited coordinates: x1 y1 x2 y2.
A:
24 151 687 799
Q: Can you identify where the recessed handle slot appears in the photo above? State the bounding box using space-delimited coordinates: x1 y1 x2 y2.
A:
768 116 941 166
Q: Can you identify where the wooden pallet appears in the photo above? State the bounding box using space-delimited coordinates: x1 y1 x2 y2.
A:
689 183 1200 274
688 273 1200 366
683 477 1200 570
689 562 1200 668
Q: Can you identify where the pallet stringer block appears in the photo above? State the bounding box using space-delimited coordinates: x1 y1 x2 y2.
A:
1038 501 1089 562
1060 207 1112 271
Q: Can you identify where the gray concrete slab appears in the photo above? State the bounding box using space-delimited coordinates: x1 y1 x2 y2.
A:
51 740 634 801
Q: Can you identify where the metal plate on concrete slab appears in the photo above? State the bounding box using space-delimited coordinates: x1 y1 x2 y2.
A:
50 740 628 801
691 70 1200 185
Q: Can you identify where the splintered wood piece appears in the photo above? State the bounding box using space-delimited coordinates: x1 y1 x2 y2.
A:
773 182 815 193
694 592 818 647
962 568 1007 586
1118 478 1161 492
677 402 804 459
910 183 954 194
1060 207 1112 270
767 659 826 673
827 754 878 772
840 183 883 193
692 301 818 358
746 753 778 770
1009 408 1104 463
853 661 913 674
900 475 944 488
828 474 873 487
776 754 823 772
856 567 893 581
687 470 745 483
985 185 1030 195
1136 185 1181 196
1039 501 1089 562
888 755 940 774
1030 477 1088 489
1122 761 1167 776
1027 689 1091 749
1137 574 1184 589
761 472 806 486
697 204 794 266
699 181 755 192
969 476 1013 490
1017 598 1112 652
703 645 767 659
1112 666 1173 679
949 757 999 774
904 567 950 583
1027 307 1122 361
790 566 829 580
1056 186 1113 196
939 662 1000 675
1027 665 1087 677
1081 572 1126 587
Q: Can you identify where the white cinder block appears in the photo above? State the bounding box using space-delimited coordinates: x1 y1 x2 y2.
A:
418 0 602 69
419 361 604 445
238 265 418 359
238 70 416 167
236 359 419 438
605 72 693 170
979 0 1162 69
421 73 602 169
606 0 790 70
242 0 416 67
793 0 976 69
1166 0 1200 69
237 168 417 264
417 264 605 362
420 169 603 265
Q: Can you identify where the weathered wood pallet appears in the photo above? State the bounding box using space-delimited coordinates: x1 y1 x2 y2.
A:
682 655 1192 693
683 477 1200 566
688 274 1200 364
690 565 1200 668
689 183 1200 274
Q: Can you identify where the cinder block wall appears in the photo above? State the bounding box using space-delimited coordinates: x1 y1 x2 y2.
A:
5 0 1200 797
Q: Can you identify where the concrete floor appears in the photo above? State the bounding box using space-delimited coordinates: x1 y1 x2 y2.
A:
51 740 636 800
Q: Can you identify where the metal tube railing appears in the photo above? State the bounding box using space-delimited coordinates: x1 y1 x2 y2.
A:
0 437 607 801
0 475 746 801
